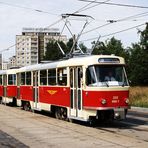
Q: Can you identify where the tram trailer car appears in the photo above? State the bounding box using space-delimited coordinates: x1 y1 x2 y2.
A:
0 55 130 122
0 69 17 105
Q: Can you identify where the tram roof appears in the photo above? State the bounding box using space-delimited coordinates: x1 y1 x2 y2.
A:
0 70 7 75
0 69 18 75
17 55 125 72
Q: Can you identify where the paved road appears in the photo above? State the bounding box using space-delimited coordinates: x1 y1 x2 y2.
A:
95 109 148 142
0 104 147 148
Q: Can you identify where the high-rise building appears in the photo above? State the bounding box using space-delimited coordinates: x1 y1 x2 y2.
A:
8 56 17 68
16 28 67 67
2 61 8 70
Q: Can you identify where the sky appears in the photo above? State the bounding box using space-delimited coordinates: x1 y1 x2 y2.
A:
0 0 148 61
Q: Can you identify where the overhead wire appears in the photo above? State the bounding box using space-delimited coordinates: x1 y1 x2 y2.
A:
117 11 148 22
76 0 148 38
81 10 148 36
74 0 97 14
0 0 95 53
79 0 148 9
75 0 148 41
94 11 148 23
0 1 58 16
0 17 64 53
1 0 148 53
63 0 110 35
101 23 146 38
75 0 110 13
81 23 146 42
0 1 63 54
82 22 111 35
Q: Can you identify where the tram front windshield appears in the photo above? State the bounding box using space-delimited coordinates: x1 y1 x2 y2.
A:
86 65 129 87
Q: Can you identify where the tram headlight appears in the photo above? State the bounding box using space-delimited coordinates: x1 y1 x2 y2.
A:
125 98 129 104
101 99 107 105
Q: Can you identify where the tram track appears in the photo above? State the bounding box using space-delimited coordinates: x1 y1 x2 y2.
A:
94 112 148 142
0 104 148 147
1 104 148 142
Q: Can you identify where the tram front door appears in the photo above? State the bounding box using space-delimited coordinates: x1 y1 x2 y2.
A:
69 67 83 118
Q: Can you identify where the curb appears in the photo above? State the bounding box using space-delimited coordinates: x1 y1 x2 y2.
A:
130 106 148 113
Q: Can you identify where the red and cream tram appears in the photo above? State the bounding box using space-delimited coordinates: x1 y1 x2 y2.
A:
0 69 17 105
0 55 130 122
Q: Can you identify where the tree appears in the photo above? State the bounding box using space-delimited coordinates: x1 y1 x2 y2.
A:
66 38 73 51
78 42 87 53
139 22 148 51
91 37 129 62
44 38 87 61
91 41 106 55
67 38 87 53
44 40 67 61
128 23 148 85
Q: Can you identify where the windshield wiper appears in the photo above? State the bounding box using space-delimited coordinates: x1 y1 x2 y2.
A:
104 81 109 87
122 81 125 87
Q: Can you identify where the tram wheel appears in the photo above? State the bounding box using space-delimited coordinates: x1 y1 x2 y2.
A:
0 97 2 104
23 102 31 111
55 107 67 121
89 117 96 127
55 108 61 119
68 118 74 123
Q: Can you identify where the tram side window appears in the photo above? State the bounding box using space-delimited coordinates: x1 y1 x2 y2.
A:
26 72 31 85
0 75 2 85
8 74 16 85
40 70 47 85
58 68 67 86
21 72 25 85
86 67 96 86
48 69 56 85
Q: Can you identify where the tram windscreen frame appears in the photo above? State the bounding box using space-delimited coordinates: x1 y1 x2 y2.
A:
86 65 129 87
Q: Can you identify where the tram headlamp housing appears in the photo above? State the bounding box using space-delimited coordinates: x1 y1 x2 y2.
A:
125 98 129 104
101 99 107 105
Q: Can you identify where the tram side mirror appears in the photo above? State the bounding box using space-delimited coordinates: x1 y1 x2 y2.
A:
79 70 83 78
128 80 132 85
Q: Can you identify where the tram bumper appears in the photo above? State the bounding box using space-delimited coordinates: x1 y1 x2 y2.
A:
114 108 126 120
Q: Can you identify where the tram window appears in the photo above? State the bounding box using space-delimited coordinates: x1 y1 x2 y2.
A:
8 74 16 85
86 66 96 86
48 69 56 85
21 72 25 85
26 72 31 85
40 70 47 85
0 75 2 85
58 68 67 86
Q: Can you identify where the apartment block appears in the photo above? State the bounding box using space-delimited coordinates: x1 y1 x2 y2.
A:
8 56 17 68
16 28 67 67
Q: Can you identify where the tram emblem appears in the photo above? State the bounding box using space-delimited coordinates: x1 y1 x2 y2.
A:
47 90 57 95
